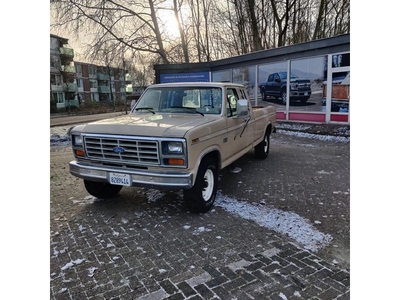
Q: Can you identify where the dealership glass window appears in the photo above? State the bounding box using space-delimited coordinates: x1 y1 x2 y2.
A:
289 56 326 112
232 66 256 100
328 52 350 113
212 70 231 83
257 61 287 112
332 53 350 68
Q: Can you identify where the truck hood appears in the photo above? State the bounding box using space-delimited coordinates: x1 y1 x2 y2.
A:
74 113 220 138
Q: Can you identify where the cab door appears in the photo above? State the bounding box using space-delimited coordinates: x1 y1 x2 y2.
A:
224 87 254 161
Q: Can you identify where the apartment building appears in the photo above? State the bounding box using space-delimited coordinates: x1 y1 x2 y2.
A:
50 34 129 110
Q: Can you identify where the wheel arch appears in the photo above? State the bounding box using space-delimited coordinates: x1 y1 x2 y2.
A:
192 149 221 184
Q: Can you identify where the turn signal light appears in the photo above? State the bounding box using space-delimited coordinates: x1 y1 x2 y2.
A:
75 149 85 157
168 158 184 165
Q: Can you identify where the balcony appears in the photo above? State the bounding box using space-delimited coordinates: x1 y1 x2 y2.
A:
62 65 76 74
51 84 64 92
59 47 74 58
64 83 78 92
97 73 110 80
98 86 110 93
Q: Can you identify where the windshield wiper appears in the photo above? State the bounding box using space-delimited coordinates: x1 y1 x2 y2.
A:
135 107 155 114
170 106 204 116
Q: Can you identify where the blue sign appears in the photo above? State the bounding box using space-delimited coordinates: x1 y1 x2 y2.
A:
160 72 210 83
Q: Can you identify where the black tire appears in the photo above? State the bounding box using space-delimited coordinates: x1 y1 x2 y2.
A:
300 97 309 104
281 90 287 105
184 157 218 213
254 130 270 159
84 180 123 199
260 88 266 101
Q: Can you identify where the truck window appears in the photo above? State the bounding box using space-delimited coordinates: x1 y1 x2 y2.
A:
239 89 247 100
139 87 222 114
138 90 161 110
227 88 239 117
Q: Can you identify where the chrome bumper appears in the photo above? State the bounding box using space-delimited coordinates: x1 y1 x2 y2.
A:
69 161 193 189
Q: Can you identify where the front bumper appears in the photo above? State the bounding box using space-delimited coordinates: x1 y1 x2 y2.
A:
69 161 193 189
290 90 311 98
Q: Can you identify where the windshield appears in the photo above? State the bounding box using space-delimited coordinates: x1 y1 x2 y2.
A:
279 72 298 80
133 87 223 115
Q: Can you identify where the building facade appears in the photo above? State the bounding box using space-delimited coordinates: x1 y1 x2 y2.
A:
154 34 350 124
50 34 128 111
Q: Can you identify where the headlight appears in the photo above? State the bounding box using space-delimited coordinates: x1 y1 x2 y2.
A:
72 135 83 146
167 141 183 154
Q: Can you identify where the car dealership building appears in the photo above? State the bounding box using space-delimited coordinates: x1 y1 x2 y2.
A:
154 34 350 124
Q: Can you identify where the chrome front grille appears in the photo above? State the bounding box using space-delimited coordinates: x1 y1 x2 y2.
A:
84 136 160 165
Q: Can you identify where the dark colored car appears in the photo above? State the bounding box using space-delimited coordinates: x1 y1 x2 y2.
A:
260 72 311 104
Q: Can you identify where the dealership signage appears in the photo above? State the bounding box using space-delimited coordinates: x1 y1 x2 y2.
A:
160 72 210 83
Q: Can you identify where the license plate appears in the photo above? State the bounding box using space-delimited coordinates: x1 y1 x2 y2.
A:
110 173 130 186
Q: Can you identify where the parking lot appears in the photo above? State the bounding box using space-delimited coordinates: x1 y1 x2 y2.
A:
50 124 350 299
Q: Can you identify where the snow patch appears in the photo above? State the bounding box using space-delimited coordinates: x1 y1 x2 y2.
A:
215 191 332 252
61 258 85 271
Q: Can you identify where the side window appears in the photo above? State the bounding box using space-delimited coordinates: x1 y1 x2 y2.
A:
227 88 239 117
239 89 247 100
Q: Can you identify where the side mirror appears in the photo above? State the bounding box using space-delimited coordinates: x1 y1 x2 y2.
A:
236 99 249 117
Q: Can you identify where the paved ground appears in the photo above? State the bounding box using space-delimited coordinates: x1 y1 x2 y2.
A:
50 116 350 299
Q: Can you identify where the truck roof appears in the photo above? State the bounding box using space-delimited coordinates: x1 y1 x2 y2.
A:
148 82 245 88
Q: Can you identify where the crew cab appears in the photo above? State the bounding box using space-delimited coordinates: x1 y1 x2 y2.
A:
69 82 276 213
259 72 311 104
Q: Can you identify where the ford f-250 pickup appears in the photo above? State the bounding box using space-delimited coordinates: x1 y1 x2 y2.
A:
69 82 276 213
259 72 311 104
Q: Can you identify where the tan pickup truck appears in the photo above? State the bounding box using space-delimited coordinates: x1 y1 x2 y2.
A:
69 82 276 213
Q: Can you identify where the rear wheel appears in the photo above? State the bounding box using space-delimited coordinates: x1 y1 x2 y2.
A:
84 180 122 199
254 130 270 159
300 97 309 104
184 157 218 213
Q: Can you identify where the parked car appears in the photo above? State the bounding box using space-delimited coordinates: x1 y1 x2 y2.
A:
259 72 311 104
69 82 276 213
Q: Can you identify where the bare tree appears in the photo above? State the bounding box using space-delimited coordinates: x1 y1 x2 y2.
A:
51 0 173 64
51 0 350 65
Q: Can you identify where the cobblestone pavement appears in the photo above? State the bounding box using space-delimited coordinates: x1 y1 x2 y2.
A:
50 127 350 299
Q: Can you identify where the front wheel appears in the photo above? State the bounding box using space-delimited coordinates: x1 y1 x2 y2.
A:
84 180 123 199
254 131 270 159
184 157 218 213
281 90 287 105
